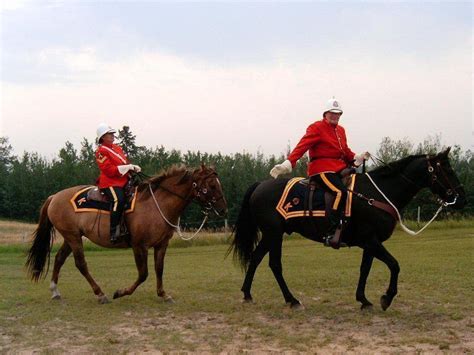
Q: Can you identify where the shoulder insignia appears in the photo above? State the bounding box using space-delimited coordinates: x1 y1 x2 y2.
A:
97 153 107 163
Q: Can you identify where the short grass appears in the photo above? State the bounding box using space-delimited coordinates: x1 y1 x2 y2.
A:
0 220 473 352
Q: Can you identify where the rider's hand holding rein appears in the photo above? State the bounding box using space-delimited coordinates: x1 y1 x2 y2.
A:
354 152 371 167
118 164 142 175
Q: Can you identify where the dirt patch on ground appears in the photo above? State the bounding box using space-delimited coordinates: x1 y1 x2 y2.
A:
5 309 469 353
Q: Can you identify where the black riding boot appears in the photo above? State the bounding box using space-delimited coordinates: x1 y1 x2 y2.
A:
110 224 120 244
325 210 343 249
109 209 124 244
102 186 126 244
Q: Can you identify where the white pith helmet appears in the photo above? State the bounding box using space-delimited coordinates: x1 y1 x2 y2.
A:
324 97 343 114
96 123 116 139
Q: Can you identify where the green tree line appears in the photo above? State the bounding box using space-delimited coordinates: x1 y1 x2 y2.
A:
0 131 472 228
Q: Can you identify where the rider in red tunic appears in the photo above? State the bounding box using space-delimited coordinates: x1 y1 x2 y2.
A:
270 98 370 248
95 123 141 243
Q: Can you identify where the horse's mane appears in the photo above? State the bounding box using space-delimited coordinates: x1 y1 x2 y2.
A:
137 164 189 193
369 154 425 177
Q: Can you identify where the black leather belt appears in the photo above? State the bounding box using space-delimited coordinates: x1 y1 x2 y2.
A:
310 157 344 162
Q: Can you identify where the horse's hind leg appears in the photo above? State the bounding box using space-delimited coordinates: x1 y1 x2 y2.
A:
113 245 148 299
268 233 301 308
241 238 270 302
50 241 72 300
67 236 109 304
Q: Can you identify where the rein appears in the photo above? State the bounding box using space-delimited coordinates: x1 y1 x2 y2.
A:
362 153 459 236
148 183 208 240
144 170 223 241
365 172 446 236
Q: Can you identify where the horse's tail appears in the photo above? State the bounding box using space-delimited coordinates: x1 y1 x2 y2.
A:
228 182 261 271
26 195 55 282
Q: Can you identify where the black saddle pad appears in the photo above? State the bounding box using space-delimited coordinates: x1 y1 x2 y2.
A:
70 186 137 214
276 176 356 220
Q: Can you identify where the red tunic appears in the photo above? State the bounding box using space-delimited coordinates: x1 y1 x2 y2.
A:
95 143 129 189
288 118 356 176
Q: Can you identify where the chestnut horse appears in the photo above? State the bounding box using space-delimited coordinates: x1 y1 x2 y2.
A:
26 164 227 303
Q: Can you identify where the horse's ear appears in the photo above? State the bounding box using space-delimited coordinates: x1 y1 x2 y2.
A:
439 146 451 159
200 162 206 171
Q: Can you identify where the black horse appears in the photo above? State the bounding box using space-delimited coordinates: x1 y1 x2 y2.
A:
229 148 466 310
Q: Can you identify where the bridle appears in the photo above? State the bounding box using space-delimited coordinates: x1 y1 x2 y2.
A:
189 171 226 215
425 157 461 206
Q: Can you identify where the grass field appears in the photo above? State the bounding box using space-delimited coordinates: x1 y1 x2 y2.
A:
0 219 473 353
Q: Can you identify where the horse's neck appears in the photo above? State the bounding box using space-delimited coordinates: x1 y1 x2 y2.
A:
159 179 194 215
368 174 423 210
143 178 194 221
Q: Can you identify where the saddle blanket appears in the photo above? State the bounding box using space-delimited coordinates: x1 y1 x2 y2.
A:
70 186 137 214
276 175 356 220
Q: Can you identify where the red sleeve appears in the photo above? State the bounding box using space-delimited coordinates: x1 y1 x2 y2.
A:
96 149 121 178
287 123 320 168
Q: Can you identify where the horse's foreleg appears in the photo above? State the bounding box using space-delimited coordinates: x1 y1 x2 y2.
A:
50 242 72 300
368 242 400 311
356 248 374 310
69 238 109 304
268 234 301 308
154 242 173 303
241 238 270 302
113 245 148 299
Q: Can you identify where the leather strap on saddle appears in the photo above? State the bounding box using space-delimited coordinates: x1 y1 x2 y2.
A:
348 189 398 221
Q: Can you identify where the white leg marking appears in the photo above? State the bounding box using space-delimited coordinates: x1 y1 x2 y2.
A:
50 281 61 300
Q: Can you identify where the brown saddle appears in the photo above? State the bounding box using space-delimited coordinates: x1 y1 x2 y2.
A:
86 187 108 203
86 183 135 204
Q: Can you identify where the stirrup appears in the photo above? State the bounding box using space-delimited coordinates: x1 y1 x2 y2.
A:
110 227 122 244
324 228 342 249
324 235 340 249
324 235 334 247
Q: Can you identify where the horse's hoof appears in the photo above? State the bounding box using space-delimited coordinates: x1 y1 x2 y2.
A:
113 290 121 299
360 303 374 311
51 294 61 300
164 295 175 304
380 295 391 311
242 297 254 304
288 301 305 310
98 295 111 304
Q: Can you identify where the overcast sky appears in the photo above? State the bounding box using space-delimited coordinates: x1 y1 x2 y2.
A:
1 1 472 160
